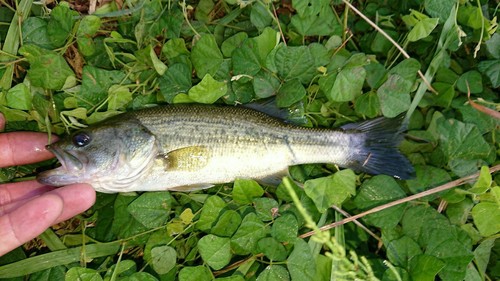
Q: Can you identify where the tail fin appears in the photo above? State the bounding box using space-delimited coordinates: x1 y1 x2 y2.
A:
341 114 415 180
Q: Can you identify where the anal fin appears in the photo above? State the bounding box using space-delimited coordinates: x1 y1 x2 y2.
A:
168 184 214 192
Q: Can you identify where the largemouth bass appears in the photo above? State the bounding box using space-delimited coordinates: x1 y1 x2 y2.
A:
37 104 414 193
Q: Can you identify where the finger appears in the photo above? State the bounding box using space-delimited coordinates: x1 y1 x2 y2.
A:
49 184 96 223
0 194 64 256
0 181 55 216
0 183 95 220
0 113 5 131
0 132 57 168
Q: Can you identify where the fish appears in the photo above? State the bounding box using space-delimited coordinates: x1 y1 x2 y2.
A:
37 104 414 193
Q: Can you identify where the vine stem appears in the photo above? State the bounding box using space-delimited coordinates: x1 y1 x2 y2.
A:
300 164 500 238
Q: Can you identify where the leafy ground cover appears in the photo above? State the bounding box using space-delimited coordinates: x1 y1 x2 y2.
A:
0 0 499 280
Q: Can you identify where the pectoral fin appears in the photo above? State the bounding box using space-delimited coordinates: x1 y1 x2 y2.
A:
158 146 211 172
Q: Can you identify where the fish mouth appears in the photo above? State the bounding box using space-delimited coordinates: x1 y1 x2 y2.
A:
36 145 86 186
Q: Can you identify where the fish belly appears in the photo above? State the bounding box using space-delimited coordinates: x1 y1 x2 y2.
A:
133 144 294 191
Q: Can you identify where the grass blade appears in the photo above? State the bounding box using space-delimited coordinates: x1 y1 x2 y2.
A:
0 242 121 278
0 0 32 90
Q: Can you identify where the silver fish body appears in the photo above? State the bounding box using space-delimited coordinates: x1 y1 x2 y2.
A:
37 105 414 193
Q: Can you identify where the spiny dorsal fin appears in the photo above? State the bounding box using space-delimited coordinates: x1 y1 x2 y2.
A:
243 98 308 125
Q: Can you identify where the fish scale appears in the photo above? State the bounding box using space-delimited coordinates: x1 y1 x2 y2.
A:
37 104 414 193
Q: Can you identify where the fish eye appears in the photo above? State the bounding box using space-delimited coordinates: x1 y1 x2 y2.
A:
72 132 91 147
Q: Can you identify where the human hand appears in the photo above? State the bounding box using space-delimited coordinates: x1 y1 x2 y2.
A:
0 113 96 256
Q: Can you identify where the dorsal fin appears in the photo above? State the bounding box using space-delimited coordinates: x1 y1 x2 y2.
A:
242 98 308 125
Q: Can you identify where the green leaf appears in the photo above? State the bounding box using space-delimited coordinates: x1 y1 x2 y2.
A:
65 267 103 281
377 74 412 117
121 272 159 281
211 210 241 237
250 2 273 30
198 234 232 270
304 169 356 212
194 0 214 23
159 63 192 103
151 245 176 275
47 4 77 47
253 71 280 99
216 276 245 281
21 17 54 49
354 91 381 118
324 66 366 102
191 34 224 78
401 205 450 247
408 18 439 42
287 238 316 281
232 39 262 76
290 0 338 36
485 33 500 59
446 198 474 225
271 44 316 83
108 85 132 111
76 15 101 56
386 236 422 268
188 74 227 104
221 33 247 58
477 60 500 88
408 254 445 281
271 213 298 243
406 165 451 198
424 0 456 22
253 197 279 221
6 83 31 110
459 5 484 29
468 166 492 194
178 266 212 281
87 110 122 124
127 192 172 229
292 0 321 16
353 175 407 229
18 44 74 90
401 205 474 281
162 38 190 60
388 58 421 82
197 195 226 232
112 195 148 239
429 82 455 108
256 265 290 281
31 266 66 280
456 70 483 94
252 27 279 63
426 233 474 281
436 118 490 177
232 179 264 204
473 238 495 276
148 45 168 75
257 237 288 261
80 66 127 110
231 213 269 255
77 15 101 37
471 202 500 237
276 79 306 108
364 62 387 89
